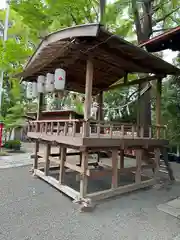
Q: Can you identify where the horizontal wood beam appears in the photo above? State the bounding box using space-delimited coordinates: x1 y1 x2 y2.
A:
108 75 161 90
34 169 80 200
87 179 155 202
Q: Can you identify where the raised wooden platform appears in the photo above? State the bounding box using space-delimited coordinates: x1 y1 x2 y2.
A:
28 120 167 210
28 132 168 149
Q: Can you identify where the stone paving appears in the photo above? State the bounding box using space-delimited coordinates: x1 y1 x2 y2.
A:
1 143 180 239
1 166 180 240
0 153 32 169
158 197 180 219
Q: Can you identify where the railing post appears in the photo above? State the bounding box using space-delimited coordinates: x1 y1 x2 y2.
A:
28 122 30 132
140 126 144 138
82 121 88 137
57 122 60 135
72 122 76 137
50 122 53 134
97 123 100 137
156 125 161 139
131 125 135 138
35 122 38 132
45 122 48 134
163 126 167 139
110 125 113 138
64 122 68 136
121 125 124 138
149 126 152 138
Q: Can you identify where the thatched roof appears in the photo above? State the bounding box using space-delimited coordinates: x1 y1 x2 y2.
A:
18 23 180 94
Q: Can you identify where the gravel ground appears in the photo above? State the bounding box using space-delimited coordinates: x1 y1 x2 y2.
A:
0 166 180 240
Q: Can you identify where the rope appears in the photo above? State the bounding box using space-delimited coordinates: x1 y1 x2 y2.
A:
91 83 152 117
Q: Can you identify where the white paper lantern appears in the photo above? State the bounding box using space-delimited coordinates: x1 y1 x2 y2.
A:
32 82 38 98
26 82 33 99
37 75 45 93
46 73 54 92
54 68 66 90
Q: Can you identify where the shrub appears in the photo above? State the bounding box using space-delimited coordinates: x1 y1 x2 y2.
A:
4 140 21 151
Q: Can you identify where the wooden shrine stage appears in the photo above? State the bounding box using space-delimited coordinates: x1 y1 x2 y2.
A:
28 119 167 210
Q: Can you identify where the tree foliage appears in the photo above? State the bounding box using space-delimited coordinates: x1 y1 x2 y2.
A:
0 0 180 144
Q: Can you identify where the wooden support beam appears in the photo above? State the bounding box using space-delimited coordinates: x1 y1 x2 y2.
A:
124 73 128 84
120 150 124 169
161 148 175 181
79 152 82 166
33 141 39 169
84 59 93 136
80 151 89 198
135 150 142 184
97 91 103 121
137 84 141 133
64 162 90 176
111 149 118 188
87 179 155 202
44 144 51 176
34 169 80 200
109 75 158 91
59 147 66 184
58 146 61 160
154 148 160 176
156 78 162 138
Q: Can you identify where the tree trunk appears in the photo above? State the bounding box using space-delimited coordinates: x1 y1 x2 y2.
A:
132 0 153 134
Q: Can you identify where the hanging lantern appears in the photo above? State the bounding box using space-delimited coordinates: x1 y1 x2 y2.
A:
46 73 54 92
26 82 33 99
37 75 45 93
32 82 38 98
54 68 66 90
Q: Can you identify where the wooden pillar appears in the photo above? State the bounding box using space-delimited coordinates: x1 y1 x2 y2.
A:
111 149 118 188
135 149 142 184
120 150 124 169
97 91 103 121
138 82 151 137
84 59 93 137
44 143 51 176
35 92 44 164
137 84 141 137
59 147 66 184
96 91 103 161
58 146 61 161
154 148 160 176
156 78 162 138
79 152 82 166
33 141 39 170
80 151 88 198
37 93 44 120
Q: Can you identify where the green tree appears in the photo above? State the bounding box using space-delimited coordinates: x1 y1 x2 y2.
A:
1 0 180 129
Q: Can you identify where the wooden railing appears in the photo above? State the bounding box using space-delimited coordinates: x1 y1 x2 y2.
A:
27 119 167 139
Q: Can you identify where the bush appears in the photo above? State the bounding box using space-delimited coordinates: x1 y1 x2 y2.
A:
4 140 21 151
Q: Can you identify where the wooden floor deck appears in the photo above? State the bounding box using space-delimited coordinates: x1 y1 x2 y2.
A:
28 132 168 149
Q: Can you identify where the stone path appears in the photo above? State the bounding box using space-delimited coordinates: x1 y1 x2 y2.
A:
0 153 32 169
158 197 180 219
